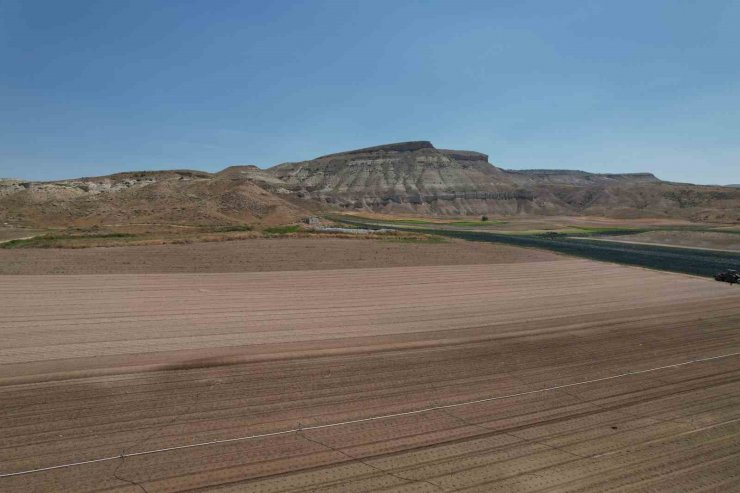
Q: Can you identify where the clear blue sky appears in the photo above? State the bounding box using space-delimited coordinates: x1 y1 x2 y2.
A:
1 0 738 184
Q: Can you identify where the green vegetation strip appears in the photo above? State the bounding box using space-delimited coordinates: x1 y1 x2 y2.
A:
0 233 134 249
213 224 253 232
333 215 506 227
263 225 301 235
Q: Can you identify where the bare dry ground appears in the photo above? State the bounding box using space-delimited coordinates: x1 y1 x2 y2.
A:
0 237 559 275
1 257 739 492
596 230 740 252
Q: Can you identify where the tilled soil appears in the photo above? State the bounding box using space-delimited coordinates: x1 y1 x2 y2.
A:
1 260 739 492
0 237 560 275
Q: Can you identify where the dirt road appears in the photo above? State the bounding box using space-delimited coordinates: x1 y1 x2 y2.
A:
1 260 739 491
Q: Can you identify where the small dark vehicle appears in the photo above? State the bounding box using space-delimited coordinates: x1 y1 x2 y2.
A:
715 269 739 284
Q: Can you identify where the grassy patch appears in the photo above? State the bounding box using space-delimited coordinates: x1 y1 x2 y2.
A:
213 224 253 232
447 220 506 227
0 233 135 249
0 228 262 249
331 215 505 228
0 238 35 249
263 225 301 235
567 227 646 236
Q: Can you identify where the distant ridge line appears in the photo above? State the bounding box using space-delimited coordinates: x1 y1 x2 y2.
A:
509 169 658 178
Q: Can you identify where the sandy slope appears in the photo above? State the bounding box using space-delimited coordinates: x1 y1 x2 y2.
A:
1 260 739 491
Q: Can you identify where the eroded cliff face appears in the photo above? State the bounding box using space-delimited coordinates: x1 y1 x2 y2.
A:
268 141 538 214
504 169 661 186
265 141 739 221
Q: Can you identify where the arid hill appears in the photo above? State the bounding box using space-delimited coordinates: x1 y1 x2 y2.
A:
270 141 528 215
0 170 308 228
268 141 739 221
2 140 738 228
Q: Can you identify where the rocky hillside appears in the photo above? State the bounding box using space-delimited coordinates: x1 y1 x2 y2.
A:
505 169 660 186
0 170 308 228
267 141 739 221
269 141 533 215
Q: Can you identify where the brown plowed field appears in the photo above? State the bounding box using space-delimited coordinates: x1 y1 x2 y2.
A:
1 259 739 492
0 237 559 275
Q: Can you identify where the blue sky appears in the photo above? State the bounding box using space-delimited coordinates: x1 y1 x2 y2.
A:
1 0 738 184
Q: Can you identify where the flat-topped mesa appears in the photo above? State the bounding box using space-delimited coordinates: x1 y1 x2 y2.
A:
219 164 261 172
216 165 261 177
608 172 660 181
503 169 663 189
315 141 435 159
438 149 489 162
512 169 659 181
